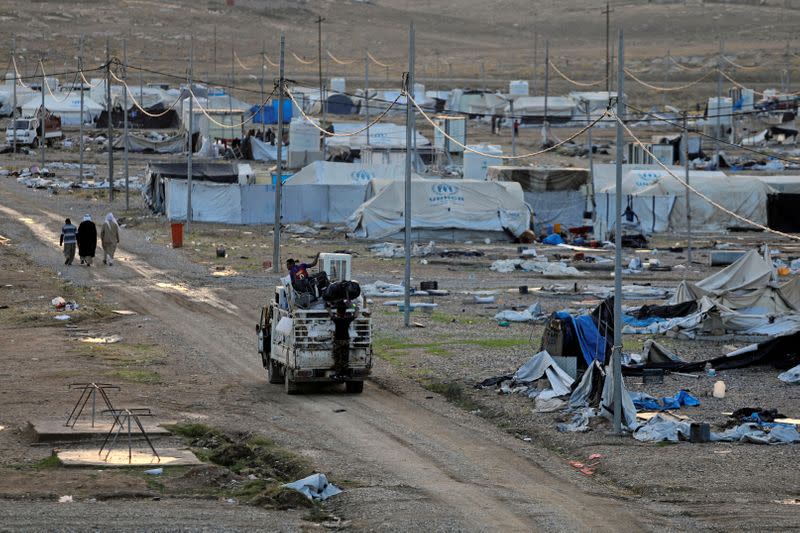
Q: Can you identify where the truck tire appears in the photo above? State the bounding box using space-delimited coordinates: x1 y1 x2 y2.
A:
31 138 39 148
267 359 282 384
345 380 364 394
285 370 298 394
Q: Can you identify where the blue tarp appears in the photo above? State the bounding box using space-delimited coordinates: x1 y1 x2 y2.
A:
542 233 564 245
251 100 293 125
630 390 700 411
554 311 606 365
623 314 665 327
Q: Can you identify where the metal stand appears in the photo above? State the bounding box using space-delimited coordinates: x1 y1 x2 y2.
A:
99 408 160 464
65 383 120 428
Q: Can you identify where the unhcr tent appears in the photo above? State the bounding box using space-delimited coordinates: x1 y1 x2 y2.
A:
21 93 103 126
348 179 530 241
326 122 430 151
596 168 774 233
286 161 408 185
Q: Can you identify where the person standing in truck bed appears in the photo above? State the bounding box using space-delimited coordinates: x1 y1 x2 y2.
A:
330 302 355 380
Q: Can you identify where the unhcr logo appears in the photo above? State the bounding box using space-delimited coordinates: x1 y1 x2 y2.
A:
429 183 465 205
350 170 375 183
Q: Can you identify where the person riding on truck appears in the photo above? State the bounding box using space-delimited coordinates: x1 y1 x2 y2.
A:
286 253 320 291
330 301 355 380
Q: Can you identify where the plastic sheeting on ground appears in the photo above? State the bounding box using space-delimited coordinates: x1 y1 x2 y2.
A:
711 423 800 444
557 407 596 433
494 303 545 323
513 351 574 398
489 259 585 277
553 311 606 365
629 390 700 411
778 363 800 384
361 281 405 297
600 364 638 430
633 414 691 442
283 473 342 501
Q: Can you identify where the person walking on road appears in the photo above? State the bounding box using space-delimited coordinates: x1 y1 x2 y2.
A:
100 212 120 266
76 214 97 267
59 218 77 265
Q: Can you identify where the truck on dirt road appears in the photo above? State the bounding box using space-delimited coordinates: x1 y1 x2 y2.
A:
256 253 372 394
5 113 62 148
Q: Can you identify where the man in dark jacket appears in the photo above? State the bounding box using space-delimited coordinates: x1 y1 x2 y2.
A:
330 302 354 379
76 214 97 267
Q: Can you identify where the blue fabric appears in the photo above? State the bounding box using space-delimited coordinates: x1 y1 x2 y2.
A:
542 233 564 245
630 390 700 411
251 100 293 124
555 311 606 365
630 392 661 411
623 314 665 327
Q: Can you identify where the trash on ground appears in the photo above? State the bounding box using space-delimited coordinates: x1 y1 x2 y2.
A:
58 495 73 503
493 303 545 323
284 224 319 235
54 314 71 321
778 363 800 384
80 335 123 344
283 473 342 501
144 468 163 475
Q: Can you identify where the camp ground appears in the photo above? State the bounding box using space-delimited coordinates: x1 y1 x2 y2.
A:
2 0 800 530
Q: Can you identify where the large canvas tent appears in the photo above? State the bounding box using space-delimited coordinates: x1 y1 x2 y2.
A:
286 161 410 185
347 179 530 241
596 168 774 233
20 93 103 126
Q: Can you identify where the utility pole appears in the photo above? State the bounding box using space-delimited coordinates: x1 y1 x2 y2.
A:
78 35 84 182
716 37 723 161
544 41 550 145
213 25 217 77
603 2 612 93
260 41 265 135
106 39 114 202
480 61 486 93
40 57 45 172
229 44 234 123
187 36 194 233
510 99 516 156
11 38 16 154
684 112 692 264
585 100 595 214
532 31 538 94
317 16 327 122
123 38 129 210
403 22 415 328
365 49 370 146
612 29 625 435
273 34 285 274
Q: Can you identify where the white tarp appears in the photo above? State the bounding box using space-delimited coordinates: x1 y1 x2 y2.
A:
111 86 174 111
597 169 773 232
115 132 186 153
165 180 242 223
348 179 531 239
326 122 430 150
20 93 104 126
286 161 408 185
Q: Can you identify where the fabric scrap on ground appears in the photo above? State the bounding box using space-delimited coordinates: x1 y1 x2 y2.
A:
494 303 545 322
283 473 342 501
778 363 800 384
633 414 691 442
629 390 700 411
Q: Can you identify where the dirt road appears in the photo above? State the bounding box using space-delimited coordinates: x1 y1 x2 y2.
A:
0 180 693 531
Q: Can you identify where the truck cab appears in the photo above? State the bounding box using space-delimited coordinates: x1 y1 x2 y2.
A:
5 113 62 148
256 253 372 394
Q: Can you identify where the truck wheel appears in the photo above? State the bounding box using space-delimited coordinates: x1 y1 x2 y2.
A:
285 370 298 395
268 359 282 384
345 380 364 394
31 138 39 148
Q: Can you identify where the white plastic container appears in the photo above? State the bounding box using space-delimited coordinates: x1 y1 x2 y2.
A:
289 118 320 152
433 115 466 153
509 80 529 96
330 77 346 94
463 144 503 180
712 380 726 398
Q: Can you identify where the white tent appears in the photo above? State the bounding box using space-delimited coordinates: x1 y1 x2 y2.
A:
509 96 576 120
596 168 774 233
286 161 414 186
20 93 104 125
325 122 430 151
348 179 530 240
111 85 175 111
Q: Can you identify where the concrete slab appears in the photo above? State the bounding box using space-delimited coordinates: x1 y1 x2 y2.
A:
27 419 175 443
58 448 202 467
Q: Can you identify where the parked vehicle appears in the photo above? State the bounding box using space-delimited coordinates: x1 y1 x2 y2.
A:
5 113 62 147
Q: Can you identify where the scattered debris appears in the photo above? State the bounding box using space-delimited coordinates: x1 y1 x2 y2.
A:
283 473 342 501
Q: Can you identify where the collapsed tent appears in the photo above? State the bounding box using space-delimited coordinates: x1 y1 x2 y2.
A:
596 169 774 233
347 179 531 241
488 166 589 232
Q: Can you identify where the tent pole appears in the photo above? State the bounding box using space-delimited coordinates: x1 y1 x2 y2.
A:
543 41 549 146
684 112 692 264
365 49 370 147
403 22 415 328
612 29 625 435
272 34 285 274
